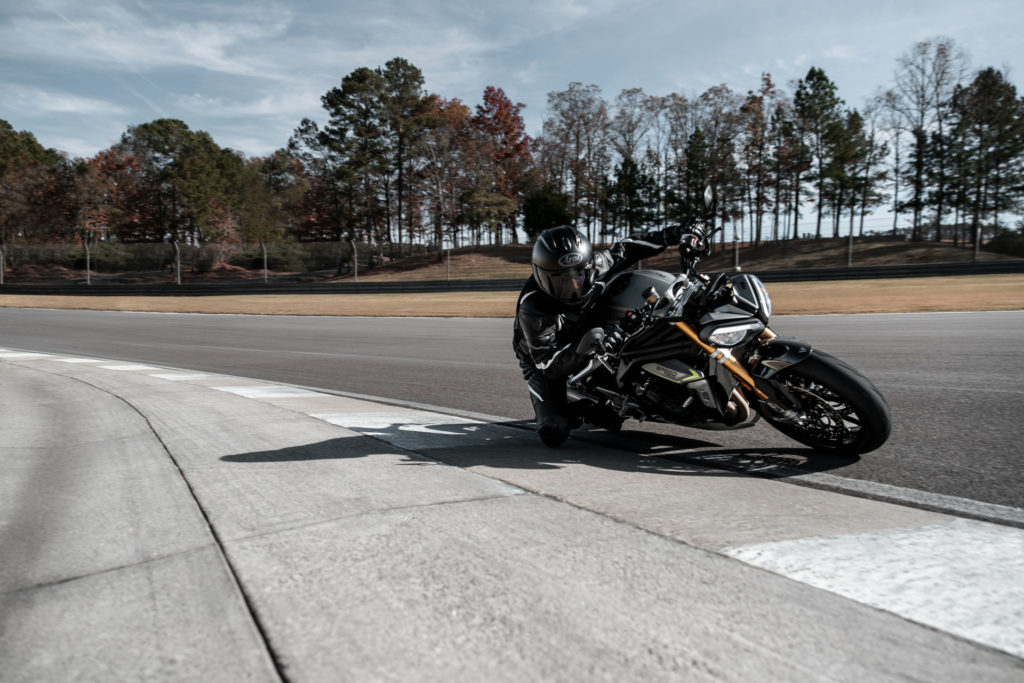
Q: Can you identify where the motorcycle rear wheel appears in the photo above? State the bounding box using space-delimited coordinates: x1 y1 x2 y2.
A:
759 350 891 455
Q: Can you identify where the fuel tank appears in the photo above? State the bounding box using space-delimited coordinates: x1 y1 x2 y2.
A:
594 269 678 323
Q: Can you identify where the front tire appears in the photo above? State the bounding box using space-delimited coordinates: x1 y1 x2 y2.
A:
759 350 891 455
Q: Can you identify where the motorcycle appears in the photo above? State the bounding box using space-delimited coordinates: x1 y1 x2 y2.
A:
567 188 892 455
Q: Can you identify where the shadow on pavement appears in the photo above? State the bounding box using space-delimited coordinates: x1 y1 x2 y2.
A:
221 416 858 479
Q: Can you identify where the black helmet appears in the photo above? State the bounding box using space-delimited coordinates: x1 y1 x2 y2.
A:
532 225 596 305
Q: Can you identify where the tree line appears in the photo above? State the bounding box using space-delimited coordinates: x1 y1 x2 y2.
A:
1 38 1023 279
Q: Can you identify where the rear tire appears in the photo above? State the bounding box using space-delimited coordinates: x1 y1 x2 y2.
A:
759 350 891 455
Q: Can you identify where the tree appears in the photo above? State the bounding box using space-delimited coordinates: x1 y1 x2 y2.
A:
822 109 872 239
608 88 655 162
472 86 532 244
794 67 844 239
235 152 307 281
90 147 153 243
175 131 244 249
738 74 777 244
768 100 811 240
671 127 709 224
855 98 890 237
543 83 609 240
0 120 62 281
657 93 694 225
693 84 743 245
951 67 1024 252
69 158 110 284
888 37 970 240
605 156 657 236
288 117 360 273
379 57 432 256
118 119 243 281
118 119 192 250
320 67 390 260
522 185 572 239
418 96 473 253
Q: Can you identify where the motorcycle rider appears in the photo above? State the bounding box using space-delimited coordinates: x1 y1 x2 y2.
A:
514 222 704 446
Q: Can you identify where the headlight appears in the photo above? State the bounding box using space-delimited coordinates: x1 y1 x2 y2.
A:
705 321 765 347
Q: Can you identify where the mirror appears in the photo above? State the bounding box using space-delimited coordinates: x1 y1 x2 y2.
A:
704 185 713 210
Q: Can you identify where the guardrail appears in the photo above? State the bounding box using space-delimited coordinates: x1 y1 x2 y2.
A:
1 259 1022 296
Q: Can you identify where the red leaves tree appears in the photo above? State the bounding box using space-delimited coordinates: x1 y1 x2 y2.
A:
471 87 532 243
420 96 473 251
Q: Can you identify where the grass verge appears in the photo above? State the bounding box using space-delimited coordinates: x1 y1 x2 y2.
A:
1 274 1022 317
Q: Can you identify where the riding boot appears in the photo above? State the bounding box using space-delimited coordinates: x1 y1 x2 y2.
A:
526 372 571 447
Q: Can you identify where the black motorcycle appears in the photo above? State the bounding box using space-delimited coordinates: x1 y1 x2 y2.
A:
567 191 891 455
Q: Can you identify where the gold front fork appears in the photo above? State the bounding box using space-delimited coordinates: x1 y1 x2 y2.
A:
672 322 770 401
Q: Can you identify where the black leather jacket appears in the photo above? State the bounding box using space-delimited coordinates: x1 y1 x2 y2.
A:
513 229 676 380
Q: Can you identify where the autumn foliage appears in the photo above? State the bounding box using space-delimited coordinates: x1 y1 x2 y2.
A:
2 38 1023 282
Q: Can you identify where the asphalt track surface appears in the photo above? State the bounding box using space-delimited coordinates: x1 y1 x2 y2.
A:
1 307 1022 511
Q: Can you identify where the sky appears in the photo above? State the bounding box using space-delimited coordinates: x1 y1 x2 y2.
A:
2 0 1022 163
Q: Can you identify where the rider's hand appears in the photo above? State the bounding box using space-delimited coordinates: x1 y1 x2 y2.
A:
663 220 705 246
678 231 706 259
576 327 606 356
602 324 625 354
577 325 625 357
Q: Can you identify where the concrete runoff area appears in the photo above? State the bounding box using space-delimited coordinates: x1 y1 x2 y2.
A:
1 351 1022 681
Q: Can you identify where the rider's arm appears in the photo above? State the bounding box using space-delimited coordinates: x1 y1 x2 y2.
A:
602 224 702 279
601 228 669 279
517 297 589 380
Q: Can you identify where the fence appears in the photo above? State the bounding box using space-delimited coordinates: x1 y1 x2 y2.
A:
2 260 1023 296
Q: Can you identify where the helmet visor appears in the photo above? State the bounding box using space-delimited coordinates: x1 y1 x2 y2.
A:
542 264 594 303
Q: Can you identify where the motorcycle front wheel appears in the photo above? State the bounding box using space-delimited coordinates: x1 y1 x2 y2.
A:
759 350 891 455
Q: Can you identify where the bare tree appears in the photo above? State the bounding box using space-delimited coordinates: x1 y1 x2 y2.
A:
609 88 655 162
543 83 609 241
889 36 970 240
857 96 890 237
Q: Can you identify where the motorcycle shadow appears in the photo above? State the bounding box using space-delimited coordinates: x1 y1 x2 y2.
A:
221 416 858 480
569 425 860 478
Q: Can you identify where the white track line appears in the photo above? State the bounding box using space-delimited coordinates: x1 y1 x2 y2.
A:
726 518 1024 658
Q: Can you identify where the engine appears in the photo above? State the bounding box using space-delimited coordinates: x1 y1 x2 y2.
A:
631 358 721 423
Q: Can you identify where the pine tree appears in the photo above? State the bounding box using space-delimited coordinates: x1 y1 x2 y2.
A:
794 67 844 239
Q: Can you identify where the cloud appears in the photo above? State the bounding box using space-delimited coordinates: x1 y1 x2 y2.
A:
3 83 128 115
0 0 294 79
823 44 861 61
172 87 322 121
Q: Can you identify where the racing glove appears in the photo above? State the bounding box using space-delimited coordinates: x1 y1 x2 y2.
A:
678 232 706 259
602 324 626 354
662 220 706 246
576 324 626 356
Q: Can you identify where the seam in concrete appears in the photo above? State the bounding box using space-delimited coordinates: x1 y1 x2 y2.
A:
223 492 529 545
12 362 288 683
0 544 216 598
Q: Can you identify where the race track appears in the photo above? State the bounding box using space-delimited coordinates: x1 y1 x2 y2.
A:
3 307 1024 679
1 307 1021 509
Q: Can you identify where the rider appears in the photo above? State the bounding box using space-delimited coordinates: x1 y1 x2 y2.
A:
513 222 704 446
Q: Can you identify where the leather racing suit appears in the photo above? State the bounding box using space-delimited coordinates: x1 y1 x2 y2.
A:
513 228 682 434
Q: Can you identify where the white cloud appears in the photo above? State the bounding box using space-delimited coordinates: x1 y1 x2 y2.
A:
3 83 128 116
2 0 1021 159
823 44 861 61
172 87 322 120
0 1 294 78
